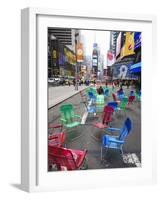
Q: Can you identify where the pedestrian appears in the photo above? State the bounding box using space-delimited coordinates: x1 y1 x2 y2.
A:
97 86 104 95
68 80 71 86
73 78 76 86
105 79 108 87
112 81 115 91
93 79 96 86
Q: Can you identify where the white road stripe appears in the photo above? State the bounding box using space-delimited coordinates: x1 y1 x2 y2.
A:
122 153 141 167
81 111 88 124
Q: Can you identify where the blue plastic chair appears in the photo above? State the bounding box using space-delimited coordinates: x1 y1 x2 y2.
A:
104 88 109 97
88 91 96 103
107 102 118 112
101 118 132 160
130 90 135 96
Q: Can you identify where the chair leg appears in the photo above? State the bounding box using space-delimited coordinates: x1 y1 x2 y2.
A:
101 146 103 161
120 147 123 155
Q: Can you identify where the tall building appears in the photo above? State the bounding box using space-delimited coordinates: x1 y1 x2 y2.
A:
110 31 120 56
48 28 80 77
92 43 98 76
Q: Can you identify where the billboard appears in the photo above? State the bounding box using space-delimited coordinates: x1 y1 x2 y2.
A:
116 32 122 57
112 62 135 79
77 42 84 62
134 32 141 50
107 51 115 66
120 32 135 57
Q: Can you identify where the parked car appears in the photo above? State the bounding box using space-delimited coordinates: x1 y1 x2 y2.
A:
48 77 55 84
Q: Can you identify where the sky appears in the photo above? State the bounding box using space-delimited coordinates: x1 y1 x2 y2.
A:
80 29 110 68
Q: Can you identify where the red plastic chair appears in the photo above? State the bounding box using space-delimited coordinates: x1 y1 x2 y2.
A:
48 124 66 147
93 105 114 129
127 95 135 105
48 145 87 170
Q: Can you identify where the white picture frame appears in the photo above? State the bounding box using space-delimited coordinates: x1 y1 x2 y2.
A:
21 7 157 192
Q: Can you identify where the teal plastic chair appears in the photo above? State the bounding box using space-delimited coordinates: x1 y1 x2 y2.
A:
60 104 81 128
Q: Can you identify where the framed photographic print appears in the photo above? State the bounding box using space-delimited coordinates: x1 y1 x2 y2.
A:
21 7 156 192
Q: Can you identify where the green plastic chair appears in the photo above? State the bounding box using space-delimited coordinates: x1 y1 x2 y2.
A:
60 104 81 128
135 92 141 102
96 94 105 113
118 97 128 112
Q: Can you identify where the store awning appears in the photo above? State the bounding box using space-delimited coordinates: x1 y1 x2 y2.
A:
130 62 141 73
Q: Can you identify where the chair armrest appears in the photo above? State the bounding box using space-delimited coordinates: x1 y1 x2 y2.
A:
60 118 67 122
109 138 124 144
107 127 121 132
74 114 81 119
48 124 63 129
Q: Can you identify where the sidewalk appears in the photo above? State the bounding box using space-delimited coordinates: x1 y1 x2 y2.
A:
48 85 88 109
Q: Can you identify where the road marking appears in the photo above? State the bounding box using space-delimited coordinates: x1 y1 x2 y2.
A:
81 111 88 124
122 153 141 167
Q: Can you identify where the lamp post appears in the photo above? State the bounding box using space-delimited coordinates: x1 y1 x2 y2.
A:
75 33 79 91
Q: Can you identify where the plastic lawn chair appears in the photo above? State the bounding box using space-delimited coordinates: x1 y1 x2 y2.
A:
135 91 141 102
101 118 132 160
117 97 128 112
130 90 135 96
87 91 96 103
60 104 81 128
103 88 109 97
93 105 114 129
127 95 135 105
48 145 88 170
107 102 118 112
48 124 66 147
95 94 105 114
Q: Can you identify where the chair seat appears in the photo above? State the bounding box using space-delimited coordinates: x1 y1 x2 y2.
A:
93 122 108 129
103 135 123 149
65 121 80 128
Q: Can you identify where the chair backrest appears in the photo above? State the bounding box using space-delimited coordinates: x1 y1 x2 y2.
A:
128 95 135 104
119 97 128 109
88 91 96 99
102 105 114 124
112 93 117 102
130 90 134 96
96 94 105 105
60 104 74 123
104 88 109 96
119 118 132 141
48 145 77 170
107 102 118 111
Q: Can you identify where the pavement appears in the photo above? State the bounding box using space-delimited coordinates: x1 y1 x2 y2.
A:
48 85 88 108
48 85 141 170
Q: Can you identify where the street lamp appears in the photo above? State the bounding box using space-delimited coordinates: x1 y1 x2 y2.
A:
75 32 79 90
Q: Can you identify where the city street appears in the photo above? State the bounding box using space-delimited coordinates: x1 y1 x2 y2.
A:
48 85 141 170
48 28 141 171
